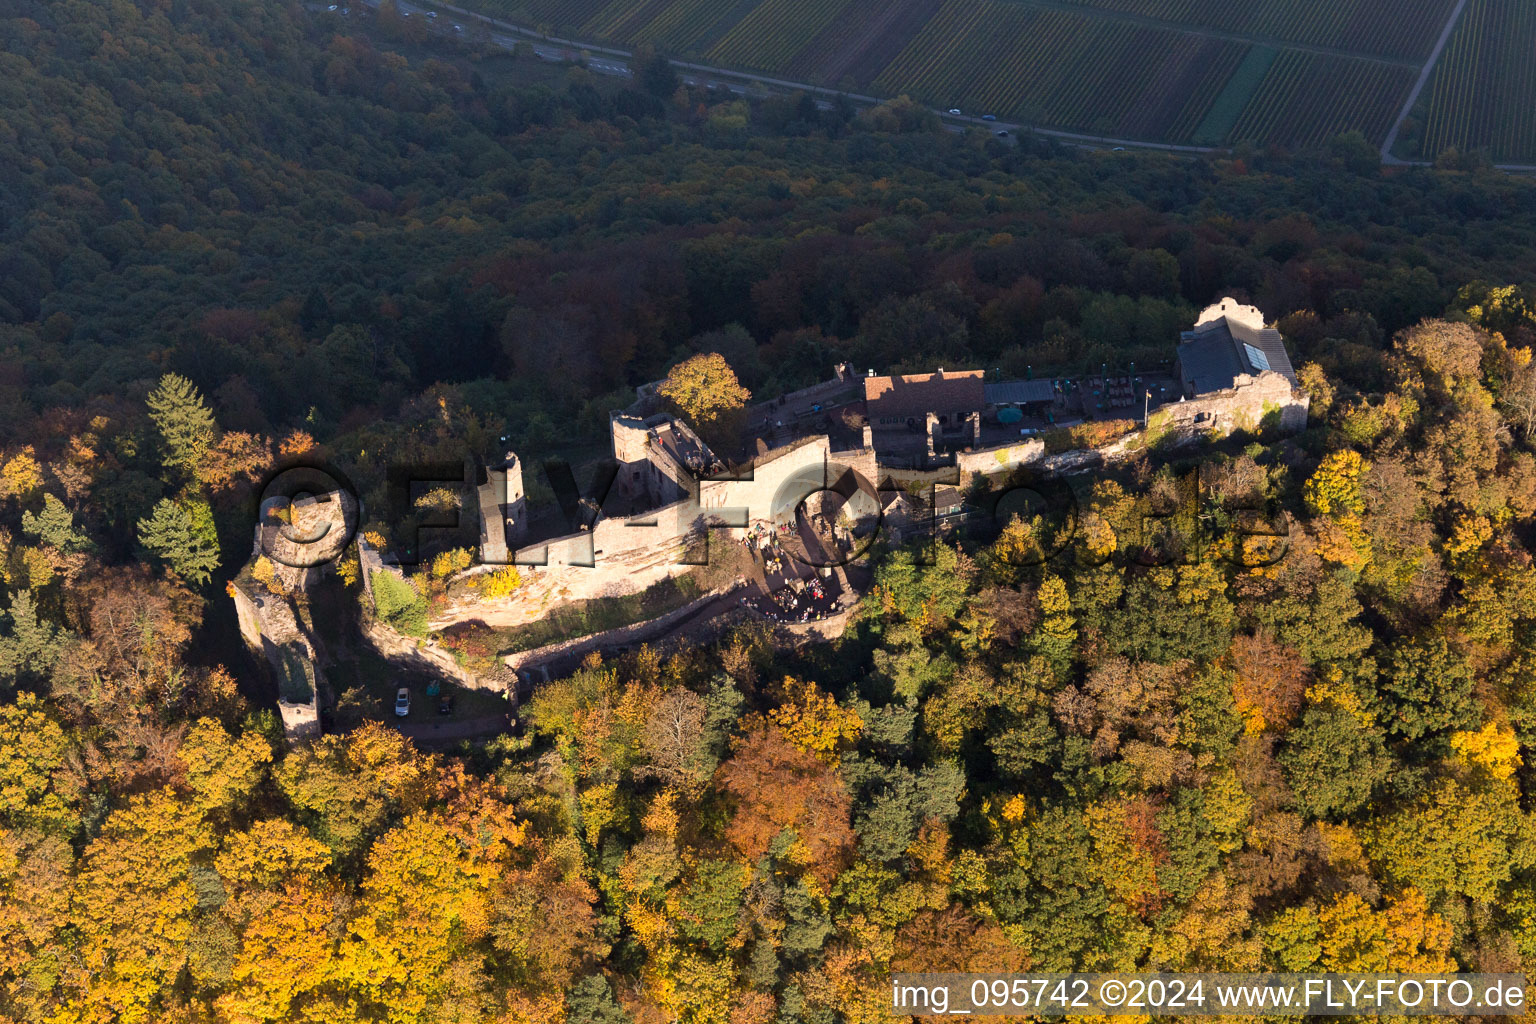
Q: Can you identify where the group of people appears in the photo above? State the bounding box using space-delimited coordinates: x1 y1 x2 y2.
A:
741 522 798 577
742 580 836 624
730 517 841 623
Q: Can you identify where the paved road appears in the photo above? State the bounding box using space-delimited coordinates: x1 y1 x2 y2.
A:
391 711 512 745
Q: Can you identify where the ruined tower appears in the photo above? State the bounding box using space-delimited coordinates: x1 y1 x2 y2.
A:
478 451 528 563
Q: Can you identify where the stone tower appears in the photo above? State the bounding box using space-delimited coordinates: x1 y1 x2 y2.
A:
478 451 528 563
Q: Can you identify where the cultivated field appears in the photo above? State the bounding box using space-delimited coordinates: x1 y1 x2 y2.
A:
1416 0 1536 163
1036 0 1458 61
464 0 1504 153
1226 51 1415 150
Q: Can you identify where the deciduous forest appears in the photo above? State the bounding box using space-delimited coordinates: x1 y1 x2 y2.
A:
5 2 1536 1023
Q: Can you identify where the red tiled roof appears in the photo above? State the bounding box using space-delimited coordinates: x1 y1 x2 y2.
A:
864 370 985 421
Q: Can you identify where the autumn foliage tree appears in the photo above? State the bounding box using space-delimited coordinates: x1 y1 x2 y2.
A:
716 722 855 883
657 352 751 449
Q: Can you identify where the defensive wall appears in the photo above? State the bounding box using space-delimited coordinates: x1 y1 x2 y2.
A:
612 412 698 507
957 438 1048 477
1149 370 1309 437
494 433 875 613
503 581 744 677
354 535 505 693
229 581 322 743
471 366 1305 620
236 354 1309 708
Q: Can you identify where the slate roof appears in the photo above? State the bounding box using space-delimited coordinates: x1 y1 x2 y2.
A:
985 379 1056 405
1176 317 1296 396
882 486 964 515
864 369 986 421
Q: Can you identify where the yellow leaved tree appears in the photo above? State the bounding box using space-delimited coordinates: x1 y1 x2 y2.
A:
64 789 214 1024
177 718 273 815
215 818 333 895
657 352 751 448
769 676 863 762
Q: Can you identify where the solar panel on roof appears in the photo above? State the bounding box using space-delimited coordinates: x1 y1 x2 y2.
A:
1243 343 1271 371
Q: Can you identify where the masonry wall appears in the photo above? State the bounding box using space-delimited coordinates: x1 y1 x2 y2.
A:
1154 371 1309 438
357 535 387 605
231 583 265 651
354 536 503 692
492 435 863 612
277 697 320 742
956 438 1047 477
477 457 527 565
255 488 358 593
503 582 743 675
362 619 501 692
228 579 324 744
612 412 698 507
833 446 880 499
699 435 836 522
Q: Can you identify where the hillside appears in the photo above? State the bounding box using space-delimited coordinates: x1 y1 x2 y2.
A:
5 3 1536 1021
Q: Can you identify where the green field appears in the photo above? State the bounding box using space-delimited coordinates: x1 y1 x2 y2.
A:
1416 0 1536 163
466 0 1485 151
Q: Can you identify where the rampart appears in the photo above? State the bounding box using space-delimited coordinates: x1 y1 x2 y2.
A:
229 581 322 744
504 581 743 675
956 438 1047 476
355 535 505 693
1151 370 1309 438
497 433 859 614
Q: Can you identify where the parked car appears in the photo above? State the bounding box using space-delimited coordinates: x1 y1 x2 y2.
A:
981 114 997 121
394 688 410 717
438 694 455 716
995 129 1009 137
425 10 437 17
947 108 962 115
326 4 337 9
453 23 462 31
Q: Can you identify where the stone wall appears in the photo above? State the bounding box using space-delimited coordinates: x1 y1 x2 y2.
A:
1151 371 1308 438
699 435 839 522
507 495 699 608
231 582 265 651
504 582 743 675
255 487 358 593
477 456 527 564
612 412 700 507
354 536 505 693
489 434 855 614
956 438 1047 476
362 619 503 692
444 372 1305 631
228 579 325 744
277 699 320 741
357 535 387 606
